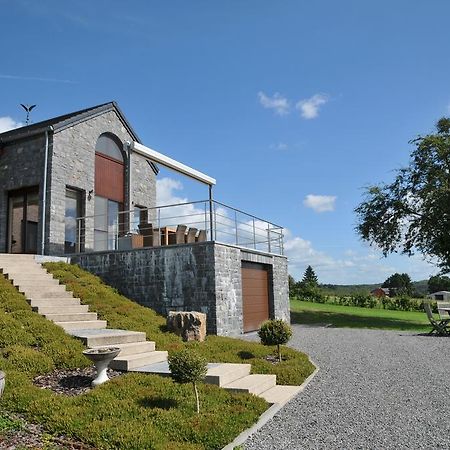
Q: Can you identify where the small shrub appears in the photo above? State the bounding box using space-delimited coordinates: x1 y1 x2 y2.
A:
258 319 292 362
168 349 207 414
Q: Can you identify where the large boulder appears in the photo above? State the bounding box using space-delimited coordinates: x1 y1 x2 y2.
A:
167 311 207 342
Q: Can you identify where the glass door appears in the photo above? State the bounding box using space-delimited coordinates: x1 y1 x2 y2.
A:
8 187 39 254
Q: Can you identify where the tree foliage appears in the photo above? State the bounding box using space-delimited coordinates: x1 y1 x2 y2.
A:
428 275 450 293
382 273 413 296
168 349 207 414
301 266 318 286
258 319 292 362
355 118 450 274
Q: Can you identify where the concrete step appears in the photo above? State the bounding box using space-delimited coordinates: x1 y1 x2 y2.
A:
25 290 73 299
110 351 168 371
6 273 55 281
204 363 252 387
69 329 147 347
91 341 156 357
259 385 303 405
223 374 277 396
56 320 107 331
33 304 89 314
1 267 49 275
13 280 61 289
29 298 81 307
45 312 98 322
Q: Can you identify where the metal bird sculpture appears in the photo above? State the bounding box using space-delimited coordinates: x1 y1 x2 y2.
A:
20 104 36 125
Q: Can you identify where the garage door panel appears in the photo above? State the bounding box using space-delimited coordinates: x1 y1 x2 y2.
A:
242 263 270 333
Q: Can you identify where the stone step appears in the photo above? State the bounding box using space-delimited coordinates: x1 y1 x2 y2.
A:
13 280 61 288
25 290 73 299
1 267 48 275
223 374 277 396
110 351 168 371
29 298 82 307
55 320 108 331
91 341 156 357
204 363 252 387
259 385 303 405
45 312 98 322
33 304 89 314
69 329 147 347
7 273 55 281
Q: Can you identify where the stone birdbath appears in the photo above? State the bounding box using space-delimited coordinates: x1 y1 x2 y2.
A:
82 347 120 386
0 371 5 398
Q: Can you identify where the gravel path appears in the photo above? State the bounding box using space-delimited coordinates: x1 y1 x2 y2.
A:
245 326 450 449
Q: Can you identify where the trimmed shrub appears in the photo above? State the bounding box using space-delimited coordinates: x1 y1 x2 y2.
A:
258 319 292 362
168 349 207 414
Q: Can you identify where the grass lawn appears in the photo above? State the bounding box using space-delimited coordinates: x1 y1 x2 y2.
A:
290 299 431 332
0 263 315 450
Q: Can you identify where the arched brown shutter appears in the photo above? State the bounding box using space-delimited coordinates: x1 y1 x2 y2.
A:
95 153 124 203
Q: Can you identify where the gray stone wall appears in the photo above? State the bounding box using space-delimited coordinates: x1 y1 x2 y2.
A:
49 110 156 254
72 242 219 333
214 245 243 335
71 242 289 336
0 134 46 252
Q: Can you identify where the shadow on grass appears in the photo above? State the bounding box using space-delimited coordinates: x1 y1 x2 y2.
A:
138 397 178 410
237 351 255 360
291 310 430 331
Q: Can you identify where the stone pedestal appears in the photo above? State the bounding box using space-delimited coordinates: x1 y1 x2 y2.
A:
167 311 207 342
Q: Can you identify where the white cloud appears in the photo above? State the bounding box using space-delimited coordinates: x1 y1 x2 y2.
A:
303 194 337 213
0 116 22 133
296 93 329 119
258 91 290 116
270 142 288 151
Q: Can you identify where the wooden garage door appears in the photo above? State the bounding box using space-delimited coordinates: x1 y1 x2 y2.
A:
242 262 270 332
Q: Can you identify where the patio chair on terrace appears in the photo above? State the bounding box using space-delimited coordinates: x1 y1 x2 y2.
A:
186 227 198 244
168 224 187 245
138 223 154 247
423 301 450 336
196 229 207 242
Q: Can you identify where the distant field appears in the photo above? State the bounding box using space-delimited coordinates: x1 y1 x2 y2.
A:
290 299 431 332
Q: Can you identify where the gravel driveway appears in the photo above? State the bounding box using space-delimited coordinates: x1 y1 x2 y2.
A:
245 326 450 449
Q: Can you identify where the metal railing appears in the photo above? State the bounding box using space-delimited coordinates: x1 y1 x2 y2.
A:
73 199 284 255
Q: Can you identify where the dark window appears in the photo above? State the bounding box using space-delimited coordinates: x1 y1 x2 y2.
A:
95 134 123 161
65 188 83 253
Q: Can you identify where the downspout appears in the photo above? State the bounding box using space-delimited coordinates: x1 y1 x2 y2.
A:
41 126 52 255
126 141 132 231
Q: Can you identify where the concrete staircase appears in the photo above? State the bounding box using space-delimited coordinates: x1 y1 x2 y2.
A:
0 254 302 406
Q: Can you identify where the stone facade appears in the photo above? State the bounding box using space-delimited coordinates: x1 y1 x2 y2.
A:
71 242 289 336
0 134 47 252
0 105 156 255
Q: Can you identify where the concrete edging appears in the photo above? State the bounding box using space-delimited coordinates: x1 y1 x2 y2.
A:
222 357 320 450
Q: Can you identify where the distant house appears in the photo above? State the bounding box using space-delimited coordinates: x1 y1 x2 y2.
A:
371 287 390 298
429 291 450 301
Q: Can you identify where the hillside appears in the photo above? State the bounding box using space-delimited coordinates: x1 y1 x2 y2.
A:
320 280 429 297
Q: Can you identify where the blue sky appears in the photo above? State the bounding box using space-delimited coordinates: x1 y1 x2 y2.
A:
1 0 449 283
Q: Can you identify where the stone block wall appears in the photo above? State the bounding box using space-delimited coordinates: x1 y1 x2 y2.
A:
49 110 156 254
0 134 47 252
72 242 289 336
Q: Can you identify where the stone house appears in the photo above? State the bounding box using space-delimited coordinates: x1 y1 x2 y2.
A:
0 102 289 336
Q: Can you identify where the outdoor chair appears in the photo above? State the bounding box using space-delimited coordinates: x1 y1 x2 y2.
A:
437 301 450 321
168 224 187 245
138 223 154 247
423 301 450 336
186 227 198 243
196 229 207 242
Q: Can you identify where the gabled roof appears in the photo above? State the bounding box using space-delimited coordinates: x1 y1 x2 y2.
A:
0 101 158 173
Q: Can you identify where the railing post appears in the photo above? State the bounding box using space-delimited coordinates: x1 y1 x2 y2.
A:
204 202 208 239
77 218 81 253
253 218 256 249
209 186 214 241
234 210 238 245
267 224 271 253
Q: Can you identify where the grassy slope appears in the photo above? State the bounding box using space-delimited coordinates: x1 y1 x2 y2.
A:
291 299 431 332
0 264 313 450
45 262 315 385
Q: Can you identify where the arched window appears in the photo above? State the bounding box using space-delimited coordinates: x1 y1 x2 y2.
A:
94 133 125 251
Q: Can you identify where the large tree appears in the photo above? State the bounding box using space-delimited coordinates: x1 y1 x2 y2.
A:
382 273 412 296
428 275 450 293
301 265 318 286
355 118 450 274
